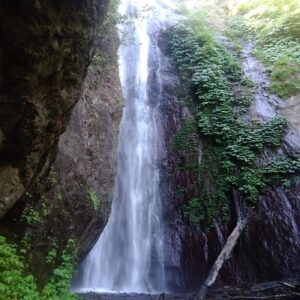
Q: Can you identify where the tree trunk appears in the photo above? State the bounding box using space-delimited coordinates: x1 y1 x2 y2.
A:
195 189 248 299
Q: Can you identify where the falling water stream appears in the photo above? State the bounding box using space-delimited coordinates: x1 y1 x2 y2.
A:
73 0 178 294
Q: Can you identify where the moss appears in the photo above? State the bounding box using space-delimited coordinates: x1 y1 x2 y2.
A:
171 118 199 153
87 190 100 211
270 58 300 98
225 0 300 98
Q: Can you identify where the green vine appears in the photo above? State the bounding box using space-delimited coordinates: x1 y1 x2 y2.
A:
169 24 300 228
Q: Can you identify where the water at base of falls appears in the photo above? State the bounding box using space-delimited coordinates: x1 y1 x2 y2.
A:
72 0 177 295
79 292 194 300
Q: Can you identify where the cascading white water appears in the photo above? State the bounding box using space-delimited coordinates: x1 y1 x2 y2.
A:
73 0 178 294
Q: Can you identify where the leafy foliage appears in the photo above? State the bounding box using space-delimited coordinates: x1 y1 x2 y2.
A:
0 236 39 300
226 0 300 97
0 236 79 300
234 0 300 41
42 240 79 300
46 239 58 265
21 206 42 225
171 119 199 152
263 157 300 183
169 23 300 227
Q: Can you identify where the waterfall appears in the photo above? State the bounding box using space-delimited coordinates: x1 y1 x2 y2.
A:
73 0 177 294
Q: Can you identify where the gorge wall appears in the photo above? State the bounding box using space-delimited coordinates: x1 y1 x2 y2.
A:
0 0 123 286
0 0 109 218
0 0 300 297
158 26 300 293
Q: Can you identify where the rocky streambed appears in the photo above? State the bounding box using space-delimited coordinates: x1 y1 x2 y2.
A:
79 279 300 300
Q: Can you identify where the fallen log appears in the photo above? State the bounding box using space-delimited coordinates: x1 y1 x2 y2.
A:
195 188 248 300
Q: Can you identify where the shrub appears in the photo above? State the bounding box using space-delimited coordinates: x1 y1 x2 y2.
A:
226 0 300 98
0 236 79 300
0 236 39 300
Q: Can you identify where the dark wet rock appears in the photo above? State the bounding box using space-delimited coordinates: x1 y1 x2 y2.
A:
81 293 193 300
242 43 300 157
47 25 123 262
158 31 300 292
0 0 109 218
157 30 206 292
220 180 300 286
216 41 300 286
79 279 300 300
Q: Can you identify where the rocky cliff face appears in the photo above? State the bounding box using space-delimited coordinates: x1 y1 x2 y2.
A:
158 31 300 292
157 31 203 292
47 24 123 263
217 41 300 287
0 0 109 218
0 0 123 285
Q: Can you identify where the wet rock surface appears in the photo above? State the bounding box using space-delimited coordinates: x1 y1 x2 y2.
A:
242 43 300 156
81 293 193 300
48 24 123 262
283 95 300 140
159 32 300 292
217 42 300 285
0 0 109 218
209 279 300 299
80 279 300 300
1 1 299 293
219 180 300 286
157 30 198 292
